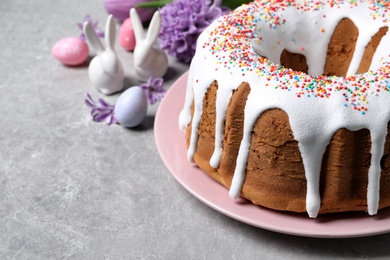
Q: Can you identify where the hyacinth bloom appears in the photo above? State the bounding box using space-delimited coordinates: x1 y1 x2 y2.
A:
140 77 166 105
159 0 229 63
85 93 118 125
77 15 104 41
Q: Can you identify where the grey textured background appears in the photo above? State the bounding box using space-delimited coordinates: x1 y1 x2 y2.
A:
2 0 390 259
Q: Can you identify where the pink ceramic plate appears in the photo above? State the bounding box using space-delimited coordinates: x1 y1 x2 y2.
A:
155 72 390 238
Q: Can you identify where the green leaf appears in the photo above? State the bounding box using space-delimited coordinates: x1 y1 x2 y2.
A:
136 0 173 8
222 0 250 9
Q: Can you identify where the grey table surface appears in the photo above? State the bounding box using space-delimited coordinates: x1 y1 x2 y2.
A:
2 0 390 259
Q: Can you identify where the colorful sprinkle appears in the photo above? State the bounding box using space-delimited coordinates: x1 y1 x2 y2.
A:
204 0 390 115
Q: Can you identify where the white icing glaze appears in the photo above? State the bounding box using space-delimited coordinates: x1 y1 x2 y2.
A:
179 0 390 217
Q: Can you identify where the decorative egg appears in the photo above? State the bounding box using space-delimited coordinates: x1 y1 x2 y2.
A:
104 0 155 22
114 86 148 128
119 18 136 51
51 37 89 66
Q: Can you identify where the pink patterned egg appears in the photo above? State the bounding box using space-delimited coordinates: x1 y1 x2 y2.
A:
51 37 89 66
119 18 136 51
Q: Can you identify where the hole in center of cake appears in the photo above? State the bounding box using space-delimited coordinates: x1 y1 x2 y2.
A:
280 50 309 75
278 19 389 77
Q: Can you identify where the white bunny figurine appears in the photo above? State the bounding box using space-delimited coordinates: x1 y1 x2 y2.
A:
130 8 168 82
83 14 124 95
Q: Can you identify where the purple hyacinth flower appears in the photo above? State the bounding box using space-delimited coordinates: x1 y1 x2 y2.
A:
85 93 118 125
140 77 166 105
159 0 230 63
77 15 104 41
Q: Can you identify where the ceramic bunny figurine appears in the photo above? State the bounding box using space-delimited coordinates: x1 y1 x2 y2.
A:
130 8 168 82
84 14 124 95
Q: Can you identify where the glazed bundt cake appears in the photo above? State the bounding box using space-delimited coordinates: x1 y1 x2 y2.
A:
179 0 390 218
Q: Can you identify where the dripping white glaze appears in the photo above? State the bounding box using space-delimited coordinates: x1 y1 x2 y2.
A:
178 0 390 218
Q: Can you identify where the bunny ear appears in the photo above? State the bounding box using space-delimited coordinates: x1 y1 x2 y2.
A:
130 8 145 43
83 21 105 54
145 11 161 47
105 14 116 50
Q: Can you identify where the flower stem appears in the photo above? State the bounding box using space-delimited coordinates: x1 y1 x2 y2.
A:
136 0 173 8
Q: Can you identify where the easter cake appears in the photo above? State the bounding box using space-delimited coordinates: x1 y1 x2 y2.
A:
179 0 390 217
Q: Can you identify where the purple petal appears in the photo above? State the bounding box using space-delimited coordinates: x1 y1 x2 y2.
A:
111 115 119 124
78 16 104 40
152 77 164 87
85 15 92 23
98 98 112 107
85 93 116 125
85 99 96 108
94 112 112 122
96 31 105 39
